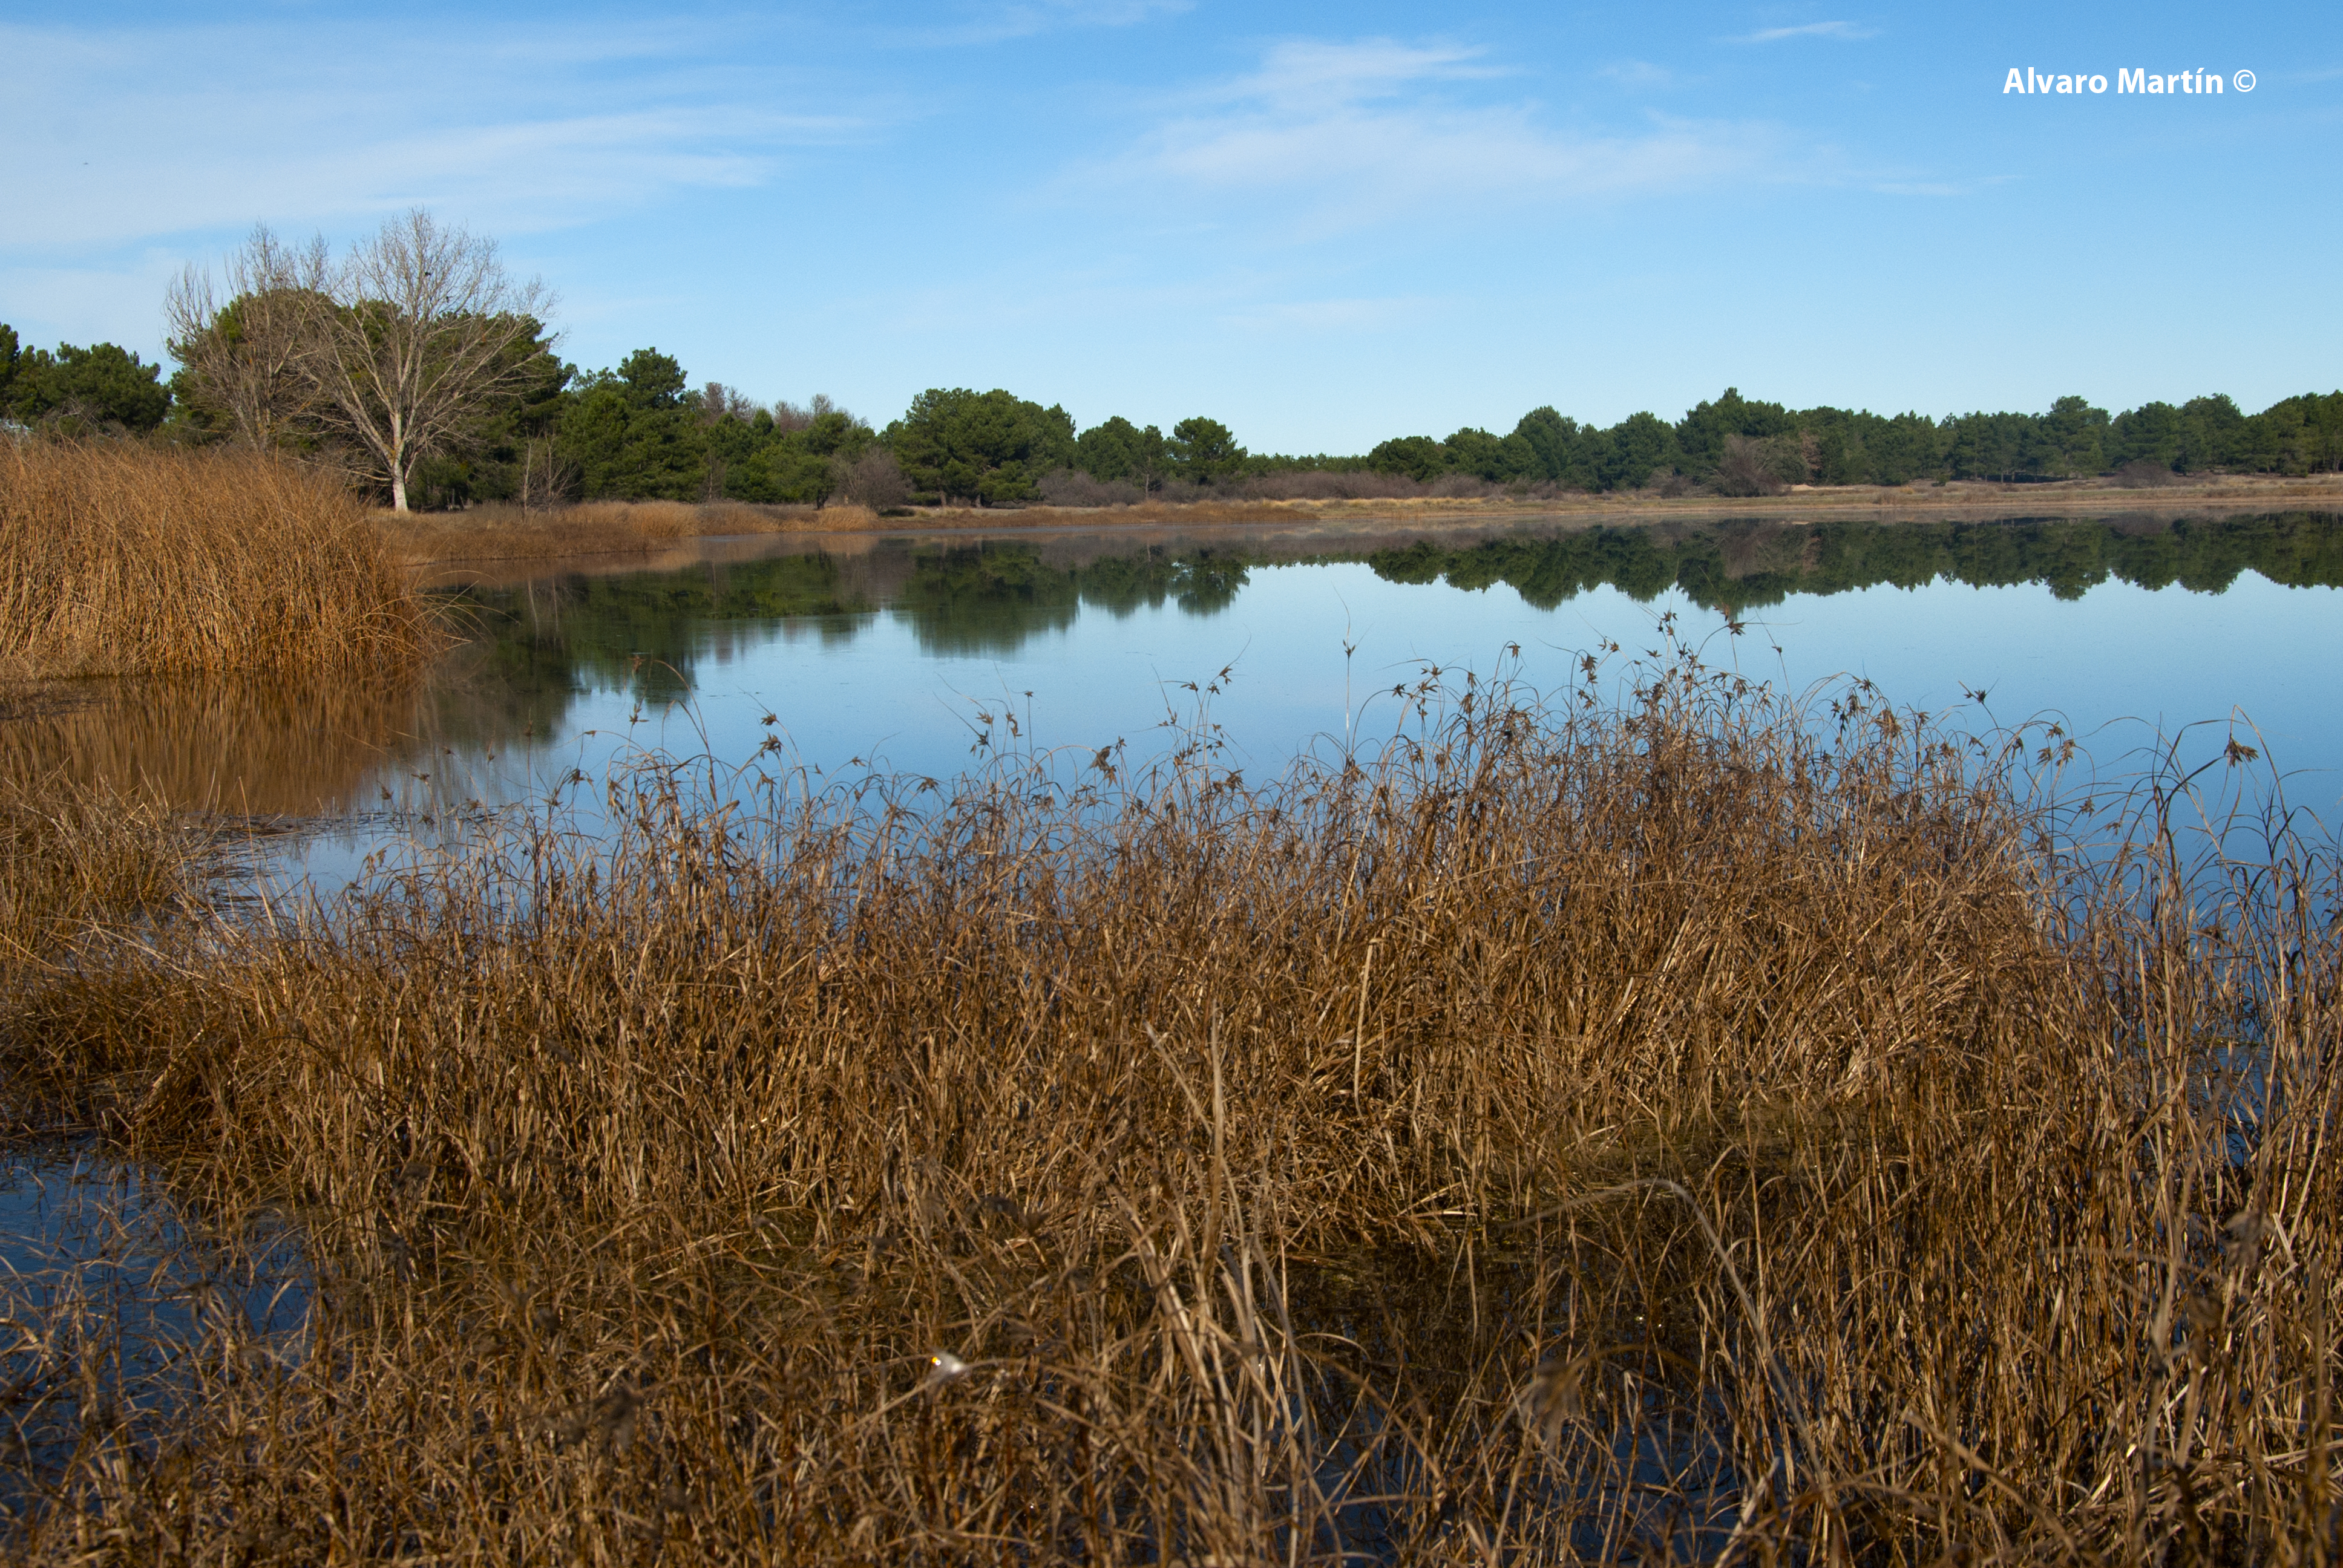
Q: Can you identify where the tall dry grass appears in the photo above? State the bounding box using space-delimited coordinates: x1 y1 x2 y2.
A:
1 645 2336 1563
379 500 877 563
0 442 436 679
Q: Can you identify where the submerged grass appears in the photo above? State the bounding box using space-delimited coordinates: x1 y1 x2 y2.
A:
0 442 437 679
0 644 2336 1563
0 769 211 984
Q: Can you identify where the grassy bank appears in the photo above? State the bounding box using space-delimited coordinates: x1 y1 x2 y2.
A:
378 474 2343 567
1 652 2336 1562
377 499 886 564
0 442 436 678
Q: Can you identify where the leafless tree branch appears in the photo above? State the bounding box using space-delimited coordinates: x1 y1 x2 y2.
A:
298 210 559 511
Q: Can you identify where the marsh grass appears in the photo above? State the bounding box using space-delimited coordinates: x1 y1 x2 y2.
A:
381 500 880 563
0 443 436 679
0 644 2336 1563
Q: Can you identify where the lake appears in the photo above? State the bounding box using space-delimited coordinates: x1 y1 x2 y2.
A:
5 508 2339 874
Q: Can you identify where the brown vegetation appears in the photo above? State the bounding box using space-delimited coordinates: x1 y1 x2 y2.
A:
0 674 433 818
1 645 2336 1562
0 442 436 679
372 472 2343 570
377 499 894 564
0 769 213 984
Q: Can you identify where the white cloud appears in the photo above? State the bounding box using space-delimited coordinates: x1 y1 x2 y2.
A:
1202 39 1508 111
1728 21 1879 44
894 0 1192 47
1081 38 1806 238
0 21 880 253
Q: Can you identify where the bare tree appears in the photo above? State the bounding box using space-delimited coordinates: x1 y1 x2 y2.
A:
834 446 911 509
698 382 758 423
300 210 557 511
163 225 330 449
770 393 841 436
1715 434 1787 497
516 437 578 511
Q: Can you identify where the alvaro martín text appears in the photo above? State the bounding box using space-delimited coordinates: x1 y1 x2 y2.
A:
2002 67 2233 94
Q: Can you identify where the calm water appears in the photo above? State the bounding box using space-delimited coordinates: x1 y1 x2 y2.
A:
0 1149 309 1492
8 510 2340 869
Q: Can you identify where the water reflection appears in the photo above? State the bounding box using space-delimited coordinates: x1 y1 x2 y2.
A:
1 511 2335 829
0 675 433 819
436 540 1256 676
0 1150 309 1503
1370 511 2343 610
434 511 2343 711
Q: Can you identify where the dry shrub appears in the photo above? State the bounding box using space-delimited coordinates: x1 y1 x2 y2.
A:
835 448 913 511
0 441 434 678
2 644 2338 1563
790 503 880 532
1714 434 1788 498
1227 470 1443 502
1036 468 1148 508
2117 458 2186 489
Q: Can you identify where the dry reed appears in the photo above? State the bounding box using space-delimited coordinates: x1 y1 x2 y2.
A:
1 643 2336 1563
378 500 874 563
0 769 213 990
0 442 436 678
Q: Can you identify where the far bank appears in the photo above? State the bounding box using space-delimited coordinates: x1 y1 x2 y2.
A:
375 471 2343 564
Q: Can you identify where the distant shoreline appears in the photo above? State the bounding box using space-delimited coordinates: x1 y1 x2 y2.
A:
376 472 2343 567
906 471 2343 528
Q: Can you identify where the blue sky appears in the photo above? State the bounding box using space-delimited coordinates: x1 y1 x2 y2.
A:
2 1 2336 452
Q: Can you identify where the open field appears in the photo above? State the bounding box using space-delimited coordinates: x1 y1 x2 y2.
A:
0 645 2335 1563
1 443 437 680
376 475 2343 564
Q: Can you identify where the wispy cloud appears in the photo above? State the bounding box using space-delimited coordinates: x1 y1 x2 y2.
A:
1076 39 1808 239
1728 21 1879 44
0 20 884 252
1601 60 1677 89
894 0 1192 48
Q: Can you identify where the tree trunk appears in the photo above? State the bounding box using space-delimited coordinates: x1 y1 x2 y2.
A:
391 463 409 512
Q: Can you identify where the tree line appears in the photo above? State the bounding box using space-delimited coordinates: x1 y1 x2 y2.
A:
7 213 2340 508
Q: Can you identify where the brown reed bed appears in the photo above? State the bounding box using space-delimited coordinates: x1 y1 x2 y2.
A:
0 442 436 679
0 645 2335 1563
379 500 874 563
